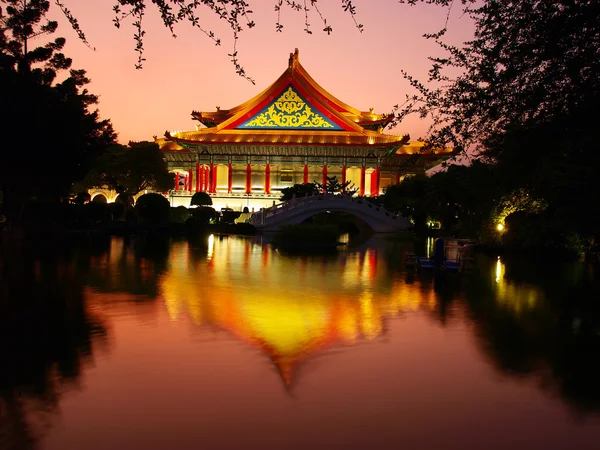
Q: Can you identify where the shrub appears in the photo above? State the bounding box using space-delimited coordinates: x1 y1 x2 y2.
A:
110 202 125 221
72 191 91 205
170 206 190 223
134 193 170 224
221 210 242 224
191 192 212 207
84 202 112 225
190 206 218 225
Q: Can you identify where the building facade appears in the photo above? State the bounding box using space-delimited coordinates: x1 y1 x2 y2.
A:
158 49 453 211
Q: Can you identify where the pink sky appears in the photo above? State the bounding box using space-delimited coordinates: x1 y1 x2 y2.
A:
51 1 475 144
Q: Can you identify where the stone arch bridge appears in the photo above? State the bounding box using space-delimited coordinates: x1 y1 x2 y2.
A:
247 194 411 233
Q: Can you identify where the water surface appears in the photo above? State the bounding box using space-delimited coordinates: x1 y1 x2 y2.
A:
1 235 599 450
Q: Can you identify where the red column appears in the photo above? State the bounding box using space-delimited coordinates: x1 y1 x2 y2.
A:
195 163 200 192
228 163 233 193
184 175 189 191
188 169 193 193
208 163 214 193
360 166 366 196
174 173 178 191
303 164 308 184
246 164 252 194
265 164 271 194
201 166 207 192
212 165 218 193
395 172 401 185
375 167 380 196
370 170 377 196
341 165 347 187
322 165 327 193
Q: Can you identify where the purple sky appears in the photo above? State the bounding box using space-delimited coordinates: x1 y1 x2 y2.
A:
51 1 475 144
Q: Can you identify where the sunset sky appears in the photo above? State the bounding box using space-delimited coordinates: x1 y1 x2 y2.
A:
51 1 475 144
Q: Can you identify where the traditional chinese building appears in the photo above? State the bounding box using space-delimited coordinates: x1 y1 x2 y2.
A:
158 49 453 210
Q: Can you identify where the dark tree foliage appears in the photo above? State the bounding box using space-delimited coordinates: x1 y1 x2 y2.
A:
384 161 502 236
396 0 600 149
280 182 320 202
81 141 173 197
394 0 600 246
0 0 116 221
384 175 430 234
315 175 358 196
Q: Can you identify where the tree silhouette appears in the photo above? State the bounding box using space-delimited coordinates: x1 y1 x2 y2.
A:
0 0 116 223
280 182 320 202
315 176 358 196
80 141 172 198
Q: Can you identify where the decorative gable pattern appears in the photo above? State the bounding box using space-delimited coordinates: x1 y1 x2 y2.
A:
236 86 343 130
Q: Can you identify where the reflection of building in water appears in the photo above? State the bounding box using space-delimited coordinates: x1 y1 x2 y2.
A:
159 237 437 386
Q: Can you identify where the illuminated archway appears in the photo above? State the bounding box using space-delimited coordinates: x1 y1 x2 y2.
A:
91 193 107 203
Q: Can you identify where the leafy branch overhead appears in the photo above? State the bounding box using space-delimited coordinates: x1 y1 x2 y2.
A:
43 1 474 82
392 0 600 153
48 0 369 81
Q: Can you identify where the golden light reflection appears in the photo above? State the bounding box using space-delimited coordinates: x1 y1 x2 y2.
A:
158 238 439 386
359 290 381 340
493 256 539 314
495 257 504 283
207 234 215 261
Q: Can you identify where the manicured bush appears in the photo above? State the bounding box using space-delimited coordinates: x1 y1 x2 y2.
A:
170 206 190 223
84 202 112 225
191 192 212 207
134 193 170 224
190 206 218 225
110 201 126 221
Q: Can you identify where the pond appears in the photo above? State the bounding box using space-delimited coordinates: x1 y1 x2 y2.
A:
1 234 599 450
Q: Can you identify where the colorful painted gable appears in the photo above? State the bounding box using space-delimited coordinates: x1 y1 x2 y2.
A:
236 86 343 130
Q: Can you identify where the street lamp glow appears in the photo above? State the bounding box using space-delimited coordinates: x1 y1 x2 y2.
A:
496 223 504 232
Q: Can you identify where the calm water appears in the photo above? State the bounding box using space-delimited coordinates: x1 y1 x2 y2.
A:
1 234 600 450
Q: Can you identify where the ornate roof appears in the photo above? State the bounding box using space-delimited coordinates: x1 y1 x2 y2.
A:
163 49 410 150
191 49 394 130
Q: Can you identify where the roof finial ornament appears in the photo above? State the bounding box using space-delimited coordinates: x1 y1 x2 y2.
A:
289 48 299 70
